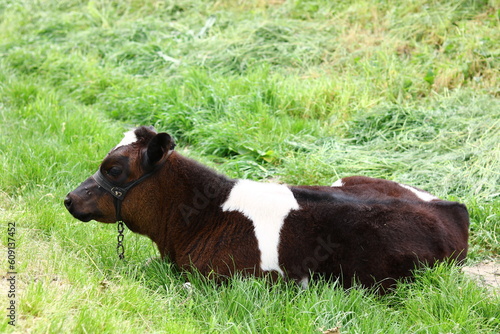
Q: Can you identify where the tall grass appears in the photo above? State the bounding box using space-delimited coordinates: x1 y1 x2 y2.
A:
0 0 499 332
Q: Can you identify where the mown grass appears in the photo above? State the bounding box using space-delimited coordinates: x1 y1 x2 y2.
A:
0 0 499 332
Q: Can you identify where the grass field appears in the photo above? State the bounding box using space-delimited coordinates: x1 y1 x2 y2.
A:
0 0 499 332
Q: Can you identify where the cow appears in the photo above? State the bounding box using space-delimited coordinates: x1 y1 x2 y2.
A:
64 126 469 291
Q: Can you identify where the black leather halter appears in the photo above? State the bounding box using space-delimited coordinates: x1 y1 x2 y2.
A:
92 168 159 222
92 164 164 260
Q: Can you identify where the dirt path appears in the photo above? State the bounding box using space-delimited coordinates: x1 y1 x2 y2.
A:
463 260 500 293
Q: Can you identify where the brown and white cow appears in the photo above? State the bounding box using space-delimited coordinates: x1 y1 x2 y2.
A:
64 126 469 291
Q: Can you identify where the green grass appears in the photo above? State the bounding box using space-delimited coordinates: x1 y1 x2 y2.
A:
0 0 499 332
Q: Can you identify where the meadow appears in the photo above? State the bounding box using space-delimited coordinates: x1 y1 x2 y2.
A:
0 0 499 332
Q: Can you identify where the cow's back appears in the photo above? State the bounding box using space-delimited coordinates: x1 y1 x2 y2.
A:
280 189 469 290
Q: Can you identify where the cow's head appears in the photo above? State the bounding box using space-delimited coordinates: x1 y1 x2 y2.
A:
64 126 175 228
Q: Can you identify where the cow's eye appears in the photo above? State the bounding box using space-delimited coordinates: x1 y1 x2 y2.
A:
106 167 122 177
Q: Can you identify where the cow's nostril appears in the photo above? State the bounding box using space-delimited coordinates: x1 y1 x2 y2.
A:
64 195 72 209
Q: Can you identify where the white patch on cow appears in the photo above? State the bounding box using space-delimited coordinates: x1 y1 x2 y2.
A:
221 179 300 276
398 183 438 202
114 130 137 149
331 179 344 187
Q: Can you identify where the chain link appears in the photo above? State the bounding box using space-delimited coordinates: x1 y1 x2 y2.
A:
117 221 125 260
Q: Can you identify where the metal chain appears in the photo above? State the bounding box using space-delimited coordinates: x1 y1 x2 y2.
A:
117 221 125 260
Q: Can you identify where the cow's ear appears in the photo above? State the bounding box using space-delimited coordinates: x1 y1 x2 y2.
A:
146 133 175 166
